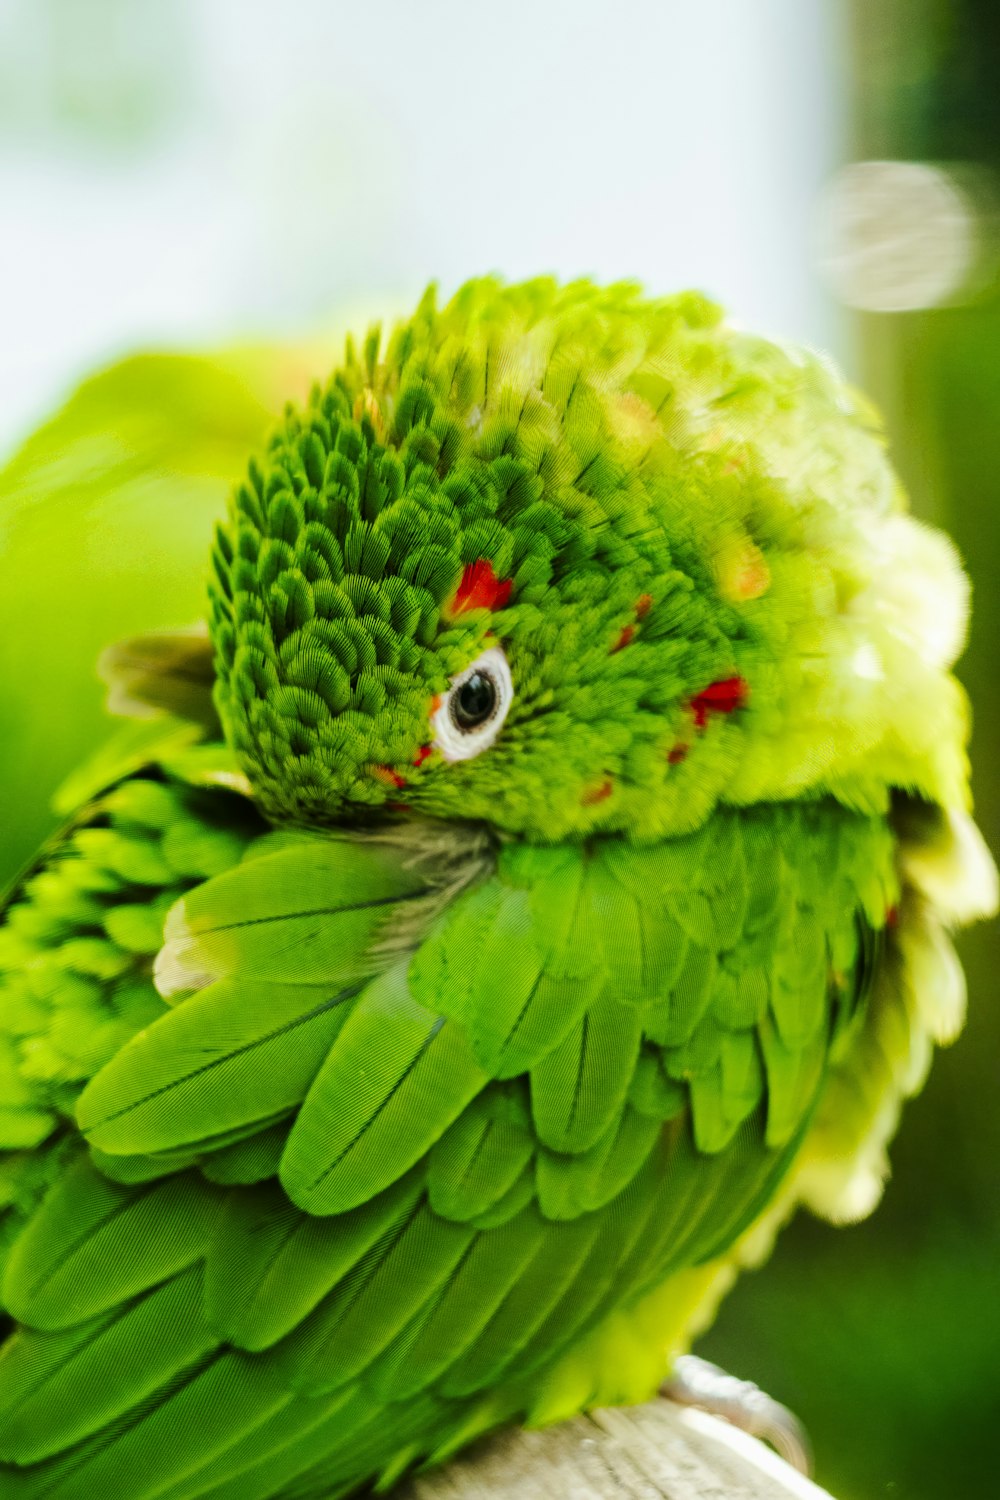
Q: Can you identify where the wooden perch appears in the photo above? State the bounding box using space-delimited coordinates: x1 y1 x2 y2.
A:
396 1399 833 1500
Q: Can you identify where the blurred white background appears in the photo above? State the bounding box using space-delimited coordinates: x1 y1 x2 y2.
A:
0 0 848 460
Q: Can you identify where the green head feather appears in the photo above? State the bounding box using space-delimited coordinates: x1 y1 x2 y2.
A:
209 276 972 841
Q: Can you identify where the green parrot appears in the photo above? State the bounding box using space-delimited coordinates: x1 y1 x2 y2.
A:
0 277 995 1500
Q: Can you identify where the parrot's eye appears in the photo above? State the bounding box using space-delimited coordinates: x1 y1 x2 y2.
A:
431 645 513 762
453 672 496 729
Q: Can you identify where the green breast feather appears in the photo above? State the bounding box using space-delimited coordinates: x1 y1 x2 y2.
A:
0 276 995 1500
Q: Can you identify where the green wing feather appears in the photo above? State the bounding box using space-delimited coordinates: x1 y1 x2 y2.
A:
204 1174 424 1352
280 961 490 1215
0 742 898 1498
426 1085 536 1221
0 1266 216 1464
3 1156 219 1329
76 975 365 1158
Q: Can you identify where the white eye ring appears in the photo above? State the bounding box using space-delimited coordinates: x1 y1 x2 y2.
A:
431 645 513 763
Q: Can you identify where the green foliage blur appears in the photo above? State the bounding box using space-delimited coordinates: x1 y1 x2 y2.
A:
0 341 335 888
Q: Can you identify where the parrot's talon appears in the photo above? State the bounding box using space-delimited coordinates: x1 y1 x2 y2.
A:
661 1354 813 1476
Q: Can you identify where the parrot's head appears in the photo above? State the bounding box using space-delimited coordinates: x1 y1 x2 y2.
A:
209 277 971 842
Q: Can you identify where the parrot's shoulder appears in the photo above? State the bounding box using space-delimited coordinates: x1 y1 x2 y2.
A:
0 708 494 1330
0 700 496 1171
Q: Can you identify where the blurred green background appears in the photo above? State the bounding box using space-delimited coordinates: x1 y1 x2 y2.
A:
0 3 997 1498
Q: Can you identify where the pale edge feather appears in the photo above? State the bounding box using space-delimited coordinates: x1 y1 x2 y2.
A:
153 896 216 998
153 817 497 997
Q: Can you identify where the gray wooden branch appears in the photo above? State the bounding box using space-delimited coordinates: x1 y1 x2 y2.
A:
397 1400 833 1500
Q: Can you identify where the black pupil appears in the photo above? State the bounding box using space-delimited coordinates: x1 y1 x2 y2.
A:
452 671 496 731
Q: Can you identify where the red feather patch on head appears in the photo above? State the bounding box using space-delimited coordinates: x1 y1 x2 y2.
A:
581 777 614 806
412 744 433 768
690 676 748 730
370 764 407 789
611 594 655 654
443 559 513 620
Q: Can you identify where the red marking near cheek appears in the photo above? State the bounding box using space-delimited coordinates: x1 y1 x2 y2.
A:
690 676 748 730
581 777 614 806
371 765 407 789
412 744 433 768
610 595 655 654
667 743 689 765
443 559 513 619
